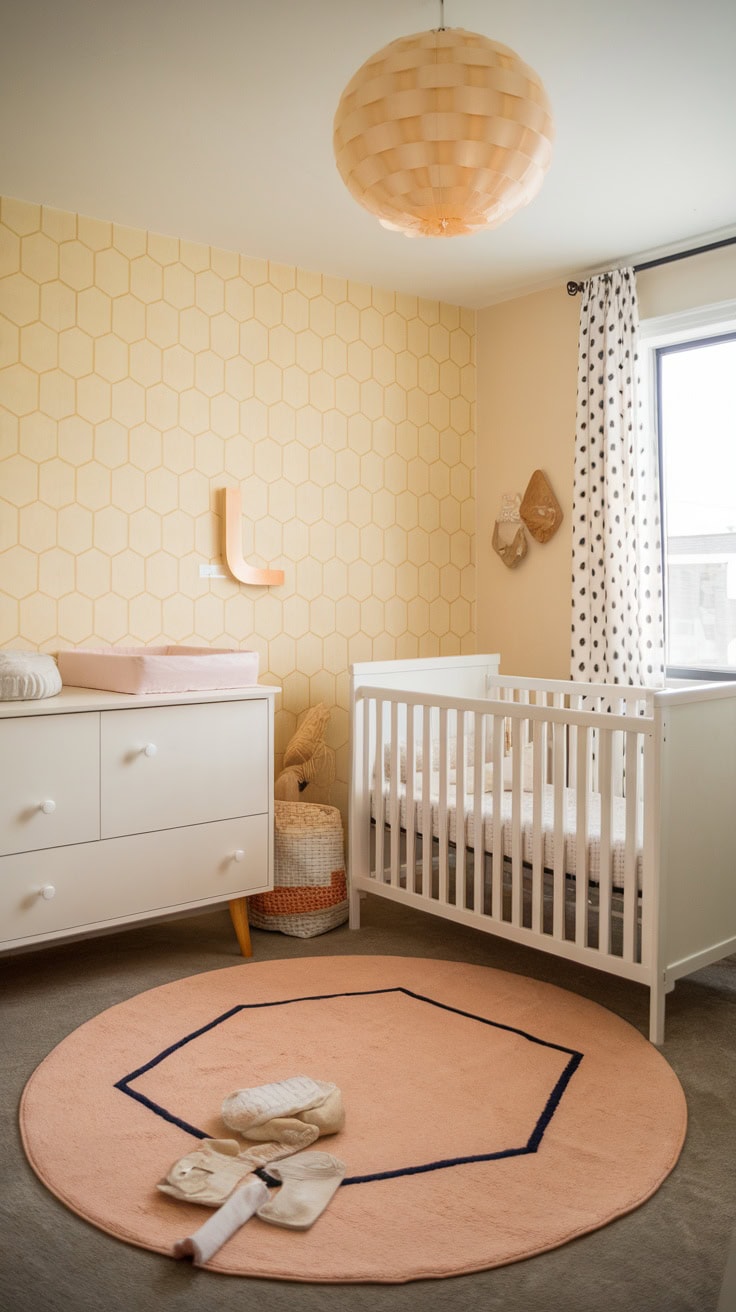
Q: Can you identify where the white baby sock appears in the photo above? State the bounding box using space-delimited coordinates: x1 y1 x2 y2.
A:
172 1177 269 1265
222 1076 343 1150
300 1085 345 1137
257 1150 346 1230
222 1075 331 1129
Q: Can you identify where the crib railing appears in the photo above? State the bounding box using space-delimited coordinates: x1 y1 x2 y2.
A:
351 681 657 978
484 673 653 796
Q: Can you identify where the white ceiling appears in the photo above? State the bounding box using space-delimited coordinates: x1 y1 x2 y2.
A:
2 0 736 308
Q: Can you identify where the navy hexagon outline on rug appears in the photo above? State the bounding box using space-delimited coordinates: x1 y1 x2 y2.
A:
113 986 583 1186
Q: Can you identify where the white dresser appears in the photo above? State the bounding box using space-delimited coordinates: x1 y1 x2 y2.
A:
0 685 277 955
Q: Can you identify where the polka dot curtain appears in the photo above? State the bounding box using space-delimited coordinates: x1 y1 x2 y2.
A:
571 269 664 687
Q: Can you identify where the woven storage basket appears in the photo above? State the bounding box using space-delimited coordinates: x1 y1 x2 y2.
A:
248 801 348 939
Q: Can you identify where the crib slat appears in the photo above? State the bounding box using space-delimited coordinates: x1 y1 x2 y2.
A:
438 707 450 906
552 720 566 940
638 728 656 973
362 693 371 807
421 704 432 898
360 693 372 884
530 719 544 933
622 733 639 962
405 702 416 894
389 701 401 888
568 693 581 788
373 698 385 882
589 697 601 791
455 710 466 908
612 726 624 797
473 712 484 915
575 724 589 947
491 714 505 919
597 727 614 956
510 714 523 926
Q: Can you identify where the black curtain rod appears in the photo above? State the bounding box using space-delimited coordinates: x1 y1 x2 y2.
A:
566 233 736 296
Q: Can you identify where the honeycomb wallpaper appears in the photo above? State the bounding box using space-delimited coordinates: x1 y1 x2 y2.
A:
0 195 476 812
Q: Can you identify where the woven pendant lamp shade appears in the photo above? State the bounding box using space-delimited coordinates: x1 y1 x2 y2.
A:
333 27 554 238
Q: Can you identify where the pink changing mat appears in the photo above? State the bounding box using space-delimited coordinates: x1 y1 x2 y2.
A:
56 646 260 695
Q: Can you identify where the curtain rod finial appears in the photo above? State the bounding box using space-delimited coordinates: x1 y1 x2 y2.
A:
567 280 585 296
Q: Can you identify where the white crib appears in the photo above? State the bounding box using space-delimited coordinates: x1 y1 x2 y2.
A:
348 655 736 1043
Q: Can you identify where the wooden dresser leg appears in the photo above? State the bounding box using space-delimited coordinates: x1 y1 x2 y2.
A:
229 897 253 957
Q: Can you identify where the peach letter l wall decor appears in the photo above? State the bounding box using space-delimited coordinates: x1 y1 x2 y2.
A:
222 487 285 586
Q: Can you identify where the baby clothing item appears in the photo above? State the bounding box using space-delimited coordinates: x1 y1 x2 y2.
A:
170 1152 345 1262
257 1151 346 1230
162 1078 347 1262
157 1137 292 1206
221 1075 344 1150
172 1177 270 1265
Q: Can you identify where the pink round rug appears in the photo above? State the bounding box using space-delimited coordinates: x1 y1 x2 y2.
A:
20 955 687 1282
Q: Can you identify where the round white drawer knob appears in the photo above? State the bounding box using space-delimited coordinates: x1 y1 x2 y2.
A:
41 800 56 814
233 849 245 862
143 743 158 757
41 884 56 900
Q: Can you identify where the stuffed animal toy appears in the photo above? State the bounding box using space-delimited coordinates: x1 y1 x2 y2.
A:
274 703 335 801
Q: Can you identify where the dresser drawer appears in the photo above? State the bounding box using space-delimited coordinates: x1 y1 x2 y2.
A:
100 699 269 838
0 815 269 946
0 713 100 856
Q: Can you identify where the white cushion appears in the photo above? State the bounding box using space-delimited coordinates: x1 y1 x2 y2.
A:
0 651 62 701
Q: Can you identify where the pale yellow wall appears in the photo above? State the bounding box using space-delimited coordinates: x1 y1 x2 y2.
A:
476 285 578 677
476 247 736 680
0 196 476 813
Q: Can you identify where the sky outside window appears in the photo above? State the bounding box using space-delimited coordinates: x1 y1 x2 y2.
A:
659 334 736 671
660 337 736 536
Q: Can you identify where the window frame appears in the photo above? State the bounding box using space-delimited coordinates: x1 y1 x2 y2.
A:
640 299 736 682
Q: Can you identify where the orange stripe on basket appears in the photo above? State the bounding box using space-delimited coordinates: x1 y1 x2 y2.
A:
249 870 347 916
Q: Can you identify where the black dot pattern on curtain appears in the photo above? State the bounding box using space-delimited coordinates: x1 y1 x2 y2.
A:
570 268 664 687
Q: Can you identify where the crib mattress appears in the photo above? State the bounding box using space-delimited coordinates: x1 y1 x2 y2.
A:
371 779 643 890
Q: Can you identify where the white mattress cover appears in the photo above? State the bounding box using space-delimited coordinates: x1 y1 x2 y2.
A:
371 777 643 890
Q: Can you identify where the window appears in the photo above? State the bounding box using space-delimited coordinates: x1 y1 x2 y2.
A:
642 305 736 680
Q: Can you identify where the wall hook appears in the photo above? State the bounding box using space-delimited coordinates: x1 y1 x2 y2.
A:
222 487 285 586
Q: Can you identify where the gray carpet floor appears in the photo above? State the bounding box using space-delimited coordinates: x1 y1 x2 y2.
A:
2 896 735 1312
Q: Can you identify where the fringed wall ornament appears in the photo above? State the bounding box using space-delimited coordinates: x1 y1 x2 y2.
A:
492 492 528 569
519 470 563 543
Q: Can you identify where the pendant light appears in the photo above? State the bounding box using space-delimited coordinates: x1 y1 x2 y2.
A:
333 2 554 238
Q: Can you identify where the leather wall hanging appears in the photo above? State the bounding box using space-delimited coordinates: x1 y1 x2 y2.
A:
519 470 563 543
